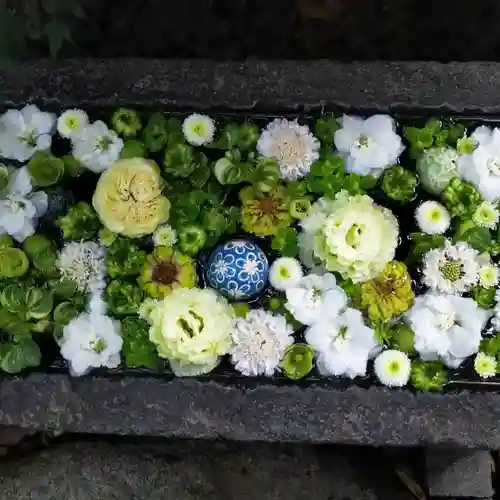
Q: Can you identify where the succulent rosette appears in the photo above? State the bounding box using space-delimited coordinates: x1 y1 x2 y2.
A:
300 191 399 282
92 157 170 238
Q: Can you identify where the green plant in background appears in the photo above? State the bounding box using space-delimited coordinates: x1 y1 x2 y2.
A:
105 280 143 316
121 316 162 370
57 201 101 240
105 236 147 278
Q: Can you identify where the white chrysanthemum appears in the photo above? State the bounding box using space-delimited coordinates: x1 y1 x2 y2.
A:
479 263 499 288
257 118 320 181
182 114 215 146
474 352 497 379
0 105 55 162
415 201 451 235
148 287 234 376
457 126 500 202
57 109 89 140
72 120 123 173
334 114 404 177
285 272 347 326
473 201 500 229
0 166 47 242
57 241 106 294
269 257 303 291
306 308 379 379
374 350 411 387
406 292 490 368
60 312 122 376
153 224 178 247
230 309 294 376
422 240 479 294
299 191 399 282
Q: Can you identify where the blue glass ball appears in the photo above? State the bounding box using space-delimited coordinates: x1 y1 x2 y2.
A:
205 239 269 300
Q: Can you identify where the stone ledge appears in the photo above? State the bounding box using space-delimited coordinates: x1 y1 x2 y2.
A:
2 59 500 114
1 373 500 448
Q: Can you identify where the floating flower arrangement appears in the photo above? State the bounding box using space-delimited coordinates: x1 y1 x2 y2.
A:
0 105 500 392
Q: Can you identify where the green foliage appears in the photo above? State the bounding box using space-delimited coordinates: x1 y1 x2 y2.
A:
121 316 162 370
105 280 143 316
442 177 482 219
23 234 58 277
480 334 500 358
62 155 85 177
178 224 207 255
232 302 250 318
314 114 340 145
473 286 497 309
57 202 101 240
0 235 14 249
27 151 64 187
271 227 298 257
454 226 492 253
105 237 147 278
408 233 446 263
289 197 312 220
0 248 29 278
252 157 281 193
410 360 447 392
142 112 169 152
281 344 314 380
211 122 259 151
0 339 41 374
388 324 415 354
53 301 79 328
164 143 207 178
111 108 142 137
381 166 418 202
120 139 147 160
1 283 53 322
0 163 9 190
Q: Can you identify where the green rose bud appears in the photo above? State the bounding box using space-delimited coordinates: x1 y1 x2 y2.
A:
111 108 142 137
381 166 418 202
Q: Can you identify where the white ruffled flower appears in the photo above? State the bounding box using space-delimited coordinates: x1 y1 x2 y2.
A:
57 109 89 140
0 167 47 242
72 120 123 173
422 240 479 294
257 118 320 181
478 263 499 288
230 309 293 376
0 105 55 162
57 241 106 294
60 312 123 376
182 113 215 146
415 201 451 235
474 352 497 379
374 350 411 388
473 201 499 229
334 114 404 177
493 289 500 331
457 126 500 202
285 272 347 326
153 224 177 247
269 257 303 291
306 308 379 379
406 292 490 368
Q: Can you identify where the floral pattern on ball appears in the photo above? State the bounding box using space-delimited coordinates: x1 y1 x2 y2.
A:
205 239 269 300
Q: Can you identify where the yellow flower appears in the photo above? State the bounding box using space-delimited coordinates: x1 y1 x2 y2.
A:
92 157 170 237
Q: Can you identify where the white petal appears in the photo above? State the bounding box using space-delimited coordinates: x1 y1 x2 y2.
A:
9 167 32 196
11 219 35 242
1 212 26 234
35 134 52 152
29 191 48 217
362 115 396 136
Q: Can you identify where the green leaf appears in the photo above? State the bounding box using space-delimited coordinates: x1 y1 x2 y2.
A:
44 19 72 58
457 226 492 253
121 317 162 370
0 309 33 338
53 301 79 327
408 233 446 263
314 115 340 145
27 151 64 187
0 339 41 374
271 227 298 257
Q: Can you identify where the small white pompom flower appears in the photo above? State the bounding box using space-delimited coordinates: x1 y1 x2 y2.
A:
415 201 451 235
182 113 215 146
257 118 320 181
474 352 497 379
269 257 303 291
374 349 411 387
153 224 178 247
57 109 89 140
473 201 500 229
478 263 499 288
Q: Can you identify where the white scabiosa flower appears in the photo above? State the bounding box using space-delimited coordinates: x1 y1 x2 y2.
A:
474 352 497 379
72 120 123 173
257 118 320 181
374 350 411 387
406 292 490 368
230 309 294 376
0 105 55 162
415 201 451 235
60 312 123 376
422 240 479 294
334 114 404 177
153 224 178 247
269 257 303 291
285 272 347 326
478 263 499 288
57 109 89 140
306 308 379 379
182 113 215 146
57 241 106 294
473 201 500 229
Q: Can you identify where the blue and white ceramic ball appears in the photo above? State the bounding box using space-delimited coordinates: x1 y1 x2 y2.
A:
205 239 269 300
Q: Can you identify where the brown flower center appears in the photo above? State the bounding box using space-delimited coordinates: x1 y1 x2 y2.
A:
152 260 178 285
259 197 278 214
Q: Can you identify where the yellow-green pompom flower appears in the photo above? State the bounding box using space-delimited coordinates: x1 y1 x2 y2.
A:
57 109 89 139
153 224 178 248
92 157 170 238
474 352 497 379
374 349 411 387
147 287 234 376
473 201 499 229
415 201 451 235
269 257 303 291
478 263 499 288
182 113 215 146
